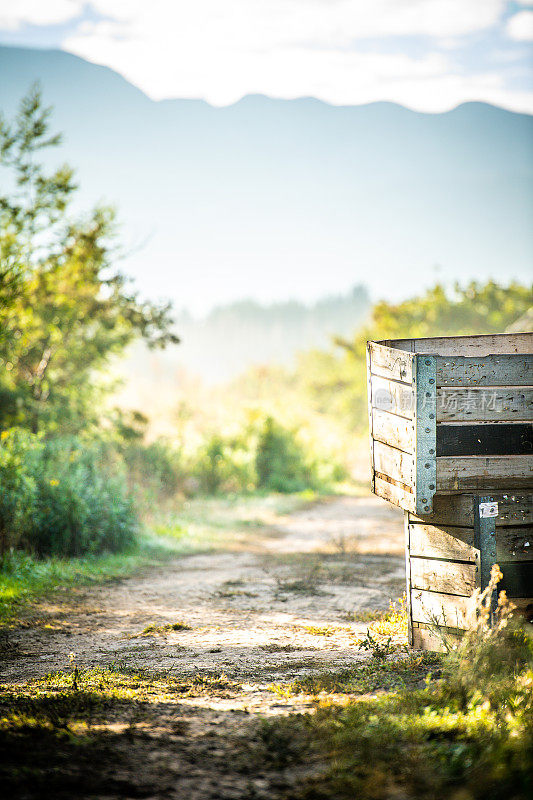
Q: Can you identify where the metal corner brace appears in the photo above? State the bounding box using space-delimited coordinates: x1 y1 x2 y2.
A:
414 354 437 516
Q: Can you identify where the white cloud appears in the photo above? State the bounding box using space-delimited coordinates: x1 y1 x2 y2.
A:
507 10 533 41
4 0 532 112
0 0 83 29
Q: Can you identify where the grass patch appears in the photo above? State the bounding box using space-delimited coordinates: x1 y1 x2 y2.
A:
1 491 322 628
261 570 533 800
133 621 192 637
273 652 441 697
301 625 339 637
0 537 176 627
0 665 242 798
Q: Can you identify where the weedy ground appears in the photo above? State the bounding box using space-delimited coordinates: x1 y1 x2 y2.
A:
1 495 531 799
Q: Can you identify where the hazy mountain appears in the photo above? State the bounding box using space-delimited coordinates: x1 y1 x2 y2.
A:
117 285 370 391
173 285 370 379
1 45 532 322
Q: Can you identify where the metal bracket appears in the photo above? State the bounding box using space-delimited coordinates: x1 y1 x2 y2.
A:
473 494 498 613
414 355 437 515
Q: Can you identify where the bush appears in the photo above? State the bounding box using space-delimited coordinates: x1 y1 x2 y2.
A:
193 434 254 494
0 430 137 559
0 429 37 557
122 438 185 507
255 416 316 493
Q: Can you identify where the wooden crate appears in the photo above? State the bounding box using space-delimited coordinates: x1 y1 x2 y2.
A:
407 493 533 650
366 332 533 650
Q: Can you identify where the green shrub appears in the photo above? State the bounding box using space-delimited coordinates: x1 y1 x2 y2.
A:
255 416 316 493
122 438 185 506
0 430 137 558
0 429 37 558
193 434 254 494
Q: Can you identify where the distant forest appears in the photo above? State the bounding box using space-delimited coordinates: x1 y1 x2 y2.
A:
169 285 371 380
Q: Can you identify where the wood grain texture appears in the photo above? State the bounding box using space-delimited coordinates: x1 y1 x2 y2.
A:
409 493 533 527
379 332 533 357
374 476 416 513
412 623 462 652
409 524 476 561
372 408 414 453
369 341 414 383
367 344 375 493
371 375 414 419
374 440 415 487
411 589 471 629
436 354 533 387
410 557 477 595
436 455 533 491
412 605 533 650
408 523 533 562
436 387 533 422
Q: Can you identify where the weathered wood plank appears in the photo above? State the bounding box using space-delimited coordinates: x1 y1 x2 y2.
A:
405 512 414 646
409 493 533 526
412 603 533 650
437 455 533 491
412 623 462 652
371 375 414 419
380 332 533 357
374 440 415 487
437 354 533 387
409 524 476 561
411 589 471 629
372 408 414 453
408 523 533 562
369 342 414 383
436 387 533 422
367 344 375 493
497 526 533 561
374 476 416 513
437 423 533 457
410 557 477 595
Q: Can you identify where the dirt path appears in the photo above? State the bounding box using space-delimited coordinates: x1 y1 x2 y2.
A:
1 495 405 799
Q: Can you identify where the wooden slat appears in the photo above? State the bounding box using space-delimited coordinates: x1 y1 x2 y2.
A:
371 375 414 419
409 493 533 526
367 344 375 493
410 557 477 595
412 623 462 652
497 526 533 561
408 523 533 562
411 589 471 629
437 423 533 456
374 441 415 487
437 455 533 491
437 354 533 387
409 524 475 561
436 387 533 422
372 408 414 453
374 476 415 513
369 342 414 383
380 333 533 357
412 603 533 650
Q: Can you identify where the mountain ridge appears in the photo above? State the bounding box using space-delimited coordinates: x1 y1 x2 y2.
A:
0 43 531 320
1 44 530 117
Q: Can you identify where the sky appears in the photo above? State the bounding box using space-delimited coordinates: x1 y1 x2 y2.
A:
1 0 533 113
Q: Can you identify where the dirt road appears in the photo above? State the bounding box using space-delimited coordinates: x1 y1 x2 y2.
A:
1 495 405 799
